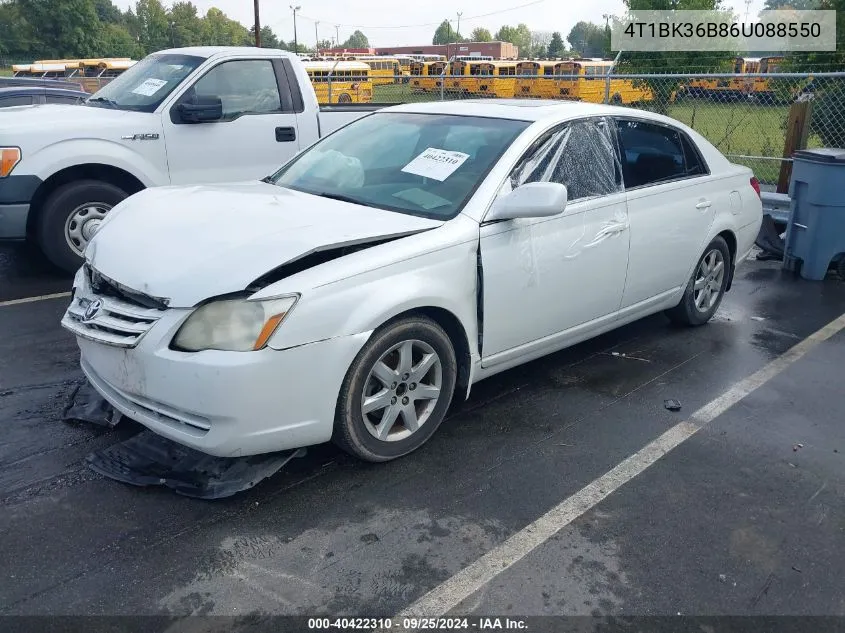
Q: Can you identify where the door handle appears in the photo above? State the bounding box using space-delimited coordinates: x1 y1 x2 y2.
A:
695 200 712 210
275 126 296 142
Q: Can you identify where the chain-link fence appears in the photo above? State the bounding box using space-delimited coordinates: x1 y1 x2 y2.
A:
343 71 845 189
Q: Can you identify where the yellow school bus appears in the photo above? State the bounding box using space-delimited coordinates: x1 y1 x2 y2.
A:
395 55 416 78
12 63 71 78
354 56 402 85
74 59 136 92
553 60 652 104
515 60 557 98
304 61 373 104
448 61 518 98
409 61 435 91
419 61 449 93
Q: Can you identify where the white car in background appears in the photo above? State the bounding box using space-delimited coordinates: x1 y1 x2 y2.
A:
62 100 763 463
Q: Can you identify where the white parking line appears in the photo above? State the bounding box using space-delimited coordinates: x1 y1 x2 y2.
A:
0 292 71 308
395 311 845 619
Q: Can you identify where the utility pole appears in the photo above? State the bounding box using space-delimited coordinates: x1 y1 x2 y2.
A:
253 0 261 47
315 20 320 51
290 5 300 53
335 25 340 48
456 12 462 41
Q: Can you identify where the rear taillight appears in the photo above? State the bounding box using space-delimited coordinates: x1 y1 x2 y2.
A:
750 176 761 199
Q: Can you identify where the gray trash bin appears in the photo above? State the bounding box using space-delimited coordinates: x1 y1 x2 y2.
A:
783 148 845 280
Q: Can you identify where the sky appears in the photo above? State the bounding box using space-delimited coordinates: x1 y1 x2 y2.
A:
113 0 768 49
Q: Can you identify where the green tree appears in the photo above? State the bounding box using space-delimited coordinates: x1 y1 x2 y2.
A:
135 0 170 53
168 1 202 48
18 0 104 57
101 22 142 56
547 32 565 58
566 21 605 57
93 0 122 24
201 7 248 46
341 30 369 48
495 23 531 53
248 25 279 48
316 38 333 51
433 20 458 45
470 27 492 42
0 1 36 58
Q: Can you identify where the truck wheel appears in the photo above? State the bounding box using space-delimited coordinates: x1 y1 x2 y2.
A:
333 316 457 462
36 180 128 273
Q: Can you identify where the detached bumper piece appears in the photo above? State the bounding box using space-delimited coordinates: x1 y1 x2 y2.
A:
63 381 124 428
86 430 306 499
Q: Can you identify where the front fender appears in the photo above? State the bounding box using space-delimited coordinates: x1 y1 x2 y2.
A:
265 239 479 357
24 138 167 188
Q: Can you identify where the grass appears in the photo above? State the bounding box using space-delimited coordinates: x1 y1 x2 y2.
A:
0 69 12 77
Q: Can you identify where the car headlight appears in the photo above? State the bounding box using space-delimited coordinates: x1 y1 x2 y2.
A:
172 295 299 352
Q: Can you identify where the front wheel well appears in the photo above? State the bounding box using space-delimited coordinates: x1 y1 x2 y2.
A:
26 164 145 237
382 307 472 401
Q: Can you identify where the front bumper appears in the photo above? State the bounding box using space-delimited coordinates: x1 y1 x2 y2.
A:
62 278 371 457
0 175 41 239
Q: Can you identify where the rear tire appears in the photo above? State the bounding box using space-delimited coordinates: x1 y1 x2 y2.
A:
36 180 128 273
665 236 731 326
333 316 457 462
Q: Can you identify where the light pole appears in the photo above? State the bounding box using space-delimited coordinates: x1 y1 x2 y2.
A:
456 11 462 41
290 5 300 53
253 0 261 47
335 25 340 48
315 20 320 51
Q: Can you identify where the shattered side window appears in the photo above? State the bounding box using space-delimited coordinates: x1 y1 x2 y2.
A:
510 117 623 202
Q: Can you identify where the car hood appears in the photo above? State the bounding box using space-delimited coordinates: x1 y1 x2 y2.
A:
0 103 149 133
86 181 444 307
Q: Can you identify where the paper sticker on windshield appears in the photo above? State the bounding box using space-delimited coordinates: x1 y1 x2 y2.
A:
131 78 168 96
401 148 469 181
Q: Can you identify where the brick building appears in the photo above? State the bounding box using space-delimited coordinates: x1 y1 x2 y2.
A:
319 41 519 60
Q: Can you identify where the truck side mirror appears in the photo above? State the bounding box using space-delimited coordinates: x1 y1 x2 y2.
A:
177 95 223 123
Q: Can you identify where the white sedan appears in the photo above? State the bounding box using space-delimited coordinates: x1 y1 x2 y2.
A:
62 100 763 462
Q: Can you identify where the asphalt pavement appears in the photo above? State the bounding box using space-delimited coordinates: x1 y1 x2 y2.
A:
1 241 844 622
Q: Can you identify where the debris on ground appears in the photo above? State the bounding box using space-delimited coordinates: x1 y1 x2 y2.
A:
62 381 122 428
86 430 306 499
664 399 683 412
793 443 804 451
792 566 803 573
718 574 727 583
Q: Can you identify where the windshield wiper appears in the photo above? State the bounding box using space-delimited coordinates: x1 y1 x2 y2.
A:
86 97 118 109
316 192 378 208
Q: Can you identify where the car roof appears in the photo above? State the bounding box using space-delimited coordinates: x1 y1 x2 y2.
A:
380 99 699 132
382 99 645 122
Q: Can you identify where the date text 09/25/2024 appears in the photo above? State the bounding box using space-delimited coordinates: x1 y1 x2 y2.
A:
307 617 529 630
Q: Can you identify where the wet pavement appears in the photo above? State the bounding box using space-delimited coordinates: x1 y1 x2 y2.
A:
1 241 844 619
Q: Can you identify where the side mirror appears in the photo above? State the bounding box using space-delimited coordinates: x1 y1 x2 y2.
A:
486 181 568 222
177 95 223 123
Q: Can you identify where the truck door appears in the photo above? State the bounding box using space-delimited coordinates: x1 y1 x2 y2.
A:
162 57 302 184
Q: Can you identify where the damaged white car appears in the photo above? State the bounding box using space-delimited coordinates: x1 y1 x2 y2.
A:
62 100 763 462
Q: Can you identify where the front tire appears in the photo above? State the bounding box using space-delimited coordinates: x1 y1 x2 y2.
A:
666 236 731 326
36 180 128 273
333 316 457 462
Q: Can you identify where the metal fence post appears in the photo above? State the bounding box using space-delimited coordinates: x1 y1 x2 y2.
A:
440 70 446 101
603 74 611 104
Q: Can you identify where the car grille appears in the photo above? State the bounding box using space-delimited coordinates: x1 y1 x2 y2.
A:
62 267 166 348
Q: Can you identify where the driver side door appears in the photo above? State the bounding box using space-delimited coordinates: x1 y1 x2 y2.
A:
163 58 302 184
479 117 631 367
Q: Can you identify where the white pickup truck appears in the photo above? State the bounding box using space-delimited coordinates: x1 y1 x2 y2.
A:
0 46 377 271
